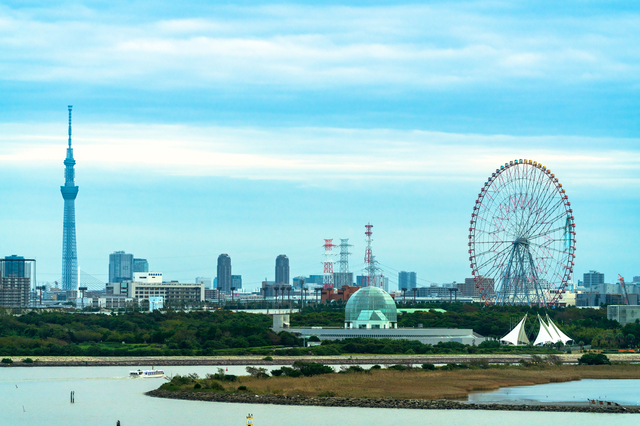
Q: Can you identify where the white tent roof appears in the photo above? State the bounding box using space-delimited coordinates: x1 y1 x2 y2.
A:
533 315 557 346
546 314 573 344
500 315 530 346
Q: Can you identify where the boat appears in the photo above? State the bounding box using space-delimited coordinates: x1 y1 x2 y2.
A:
246 414 253 425
129 369 165 378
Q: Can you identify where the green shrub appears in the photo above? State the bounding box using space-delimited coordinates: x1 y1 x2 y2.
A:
439 363 468 371
246 366 269 378
388 364 409 371
284 368 303 378
207 381 225 391
170 374 196 385
270 368 283 376
478 340 501 349
578 353 610 365
317 391 336 397
237 385 248 391
421 363 435 370
22 358 34 364
342 365 365 374
467 359 489 369
370 364 382 370
1 358 13 364
194 383 202 389
262 356 273 361
292 361 334 377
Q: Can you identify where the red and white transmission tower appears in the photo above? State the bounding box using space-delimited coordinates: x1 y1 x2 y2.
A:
323 239 337 289
364 223 378 287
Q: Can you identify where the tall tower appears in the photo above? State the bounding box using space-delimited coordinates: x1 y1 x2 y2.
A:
334 239 353 288
322 239 337 289
363 223 380 287
61 106 79 291
338 239 352 273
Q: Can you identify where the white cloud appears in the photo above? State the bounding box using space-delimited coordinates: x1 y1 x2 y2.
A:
0 122 638 192
0 3 639 88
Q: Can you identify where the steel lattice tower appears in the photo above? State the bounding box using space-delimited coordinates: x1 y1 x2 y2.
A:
338 239 352 273
322 239 337 289
364 223 376 286
60 106 79 291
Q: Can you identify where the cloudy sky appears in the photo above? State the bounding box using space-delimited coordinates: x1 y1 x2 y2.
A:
1 1 638 290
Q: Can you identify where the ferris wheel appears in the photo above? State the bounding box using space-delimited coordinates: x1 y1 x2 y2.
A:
468 159 576 306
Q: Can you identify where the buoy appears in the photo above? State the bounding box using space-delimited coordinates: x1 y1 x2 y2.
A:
226 368 228 371
246 414 253 425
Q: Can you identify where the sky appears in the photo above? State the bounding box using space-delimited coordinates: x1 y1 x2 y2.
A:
0 1 639 291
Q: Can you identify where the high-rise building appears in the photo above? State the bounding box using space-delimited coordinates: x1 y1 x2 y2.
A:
196 277 213 288
408 272 417 290
306 275 324 285
633 276 640 283
109 251 134 283
4 255 26 278
275 255 290 285
60 106 79 291
0 256 31 307
133 258 149 273
231 275 242 290
584 270 605 288
399 271 417 291
217 254 232 294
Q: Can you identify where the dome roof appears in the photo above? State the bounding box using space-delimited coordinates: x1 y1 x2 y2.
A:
345 286 397 322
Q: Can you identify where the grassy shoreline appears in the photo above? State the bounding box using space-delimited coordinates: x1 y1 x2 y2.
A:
158 363 640 401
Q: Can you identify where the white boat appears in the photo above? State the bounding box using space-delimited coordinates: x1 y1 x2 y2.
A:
129 369 164 378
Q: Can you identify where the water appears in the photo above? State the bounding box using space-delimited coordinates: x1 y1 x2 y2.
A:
0 366 636 426
468 379 640 405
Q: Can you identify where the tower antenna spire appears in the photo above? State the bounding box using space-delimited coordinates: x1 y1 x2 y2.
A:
68 105 72 148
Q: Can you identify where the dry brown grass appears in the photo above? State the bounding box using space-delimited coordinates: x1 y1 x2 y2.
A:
225 365 640 400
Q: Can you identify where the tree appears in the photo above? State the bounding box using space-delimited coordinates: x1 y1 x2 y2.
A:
627 334 636 349
616 332 625 349
578 353 610 365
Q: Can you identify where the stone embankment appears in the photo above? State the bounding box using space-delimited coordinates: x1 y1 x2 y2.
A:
146 389 637 414
2 353 640 366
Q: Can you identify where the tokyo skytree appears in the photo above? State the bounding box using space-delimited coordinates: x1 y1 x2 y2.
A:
60 106 79 291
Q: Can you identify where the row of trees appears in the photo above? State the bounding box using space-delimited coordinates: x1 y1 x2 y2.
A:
1 303 638 356
0 310 301 356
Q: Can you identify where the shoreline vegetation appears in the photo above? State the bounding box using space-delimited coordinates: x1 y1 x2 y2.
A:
1 305 637 358
2 353 640 366
146 362 640 413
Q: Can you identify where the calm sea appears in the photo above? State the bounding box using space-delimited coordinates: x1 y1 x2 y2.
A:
1 366 637 426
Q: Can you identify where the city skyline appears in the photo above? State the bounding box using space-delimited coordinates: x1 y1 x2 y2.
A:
0 1 638 290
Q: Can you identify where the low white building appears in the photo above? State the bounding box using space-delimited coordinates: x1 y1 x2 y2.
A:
92 295 133 309
106 272 204 305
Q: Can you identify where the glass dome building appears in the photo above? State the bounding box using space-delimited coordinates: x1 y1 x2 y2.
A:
344 286 397 329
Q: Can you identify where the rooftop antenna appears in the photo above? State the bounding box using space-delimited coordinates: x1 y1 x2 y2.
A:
68 105 73 148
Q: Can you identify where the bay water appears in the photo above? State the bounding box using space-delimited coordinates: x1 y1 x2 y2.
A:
1 366 637 426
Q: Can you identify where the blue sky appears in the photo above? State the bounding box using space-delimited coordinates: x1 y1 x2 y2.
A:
0 1 639 290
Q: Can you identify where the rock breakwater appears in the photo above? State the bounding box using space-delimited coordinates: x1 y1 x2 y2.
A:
146 389 637 414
